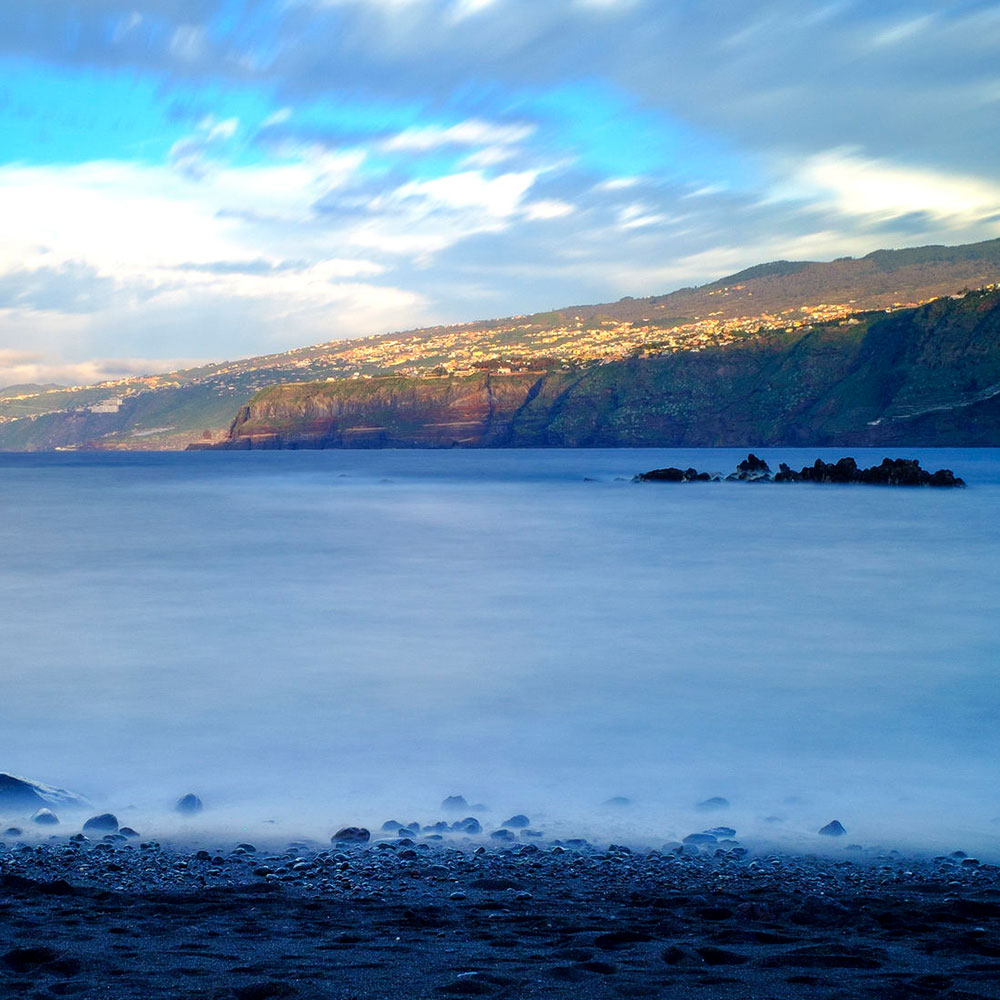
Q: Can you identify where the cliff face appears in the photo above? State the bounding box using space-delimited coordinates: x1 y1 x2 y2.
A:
219 373 544 448
215 290 1000 449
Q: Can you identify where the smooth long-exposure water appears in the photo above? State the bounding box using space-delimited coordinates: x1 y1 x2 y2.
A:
1 448 997 854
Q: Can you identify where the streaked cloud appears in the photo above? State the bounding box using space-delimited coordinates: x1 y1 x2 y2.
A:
1 0 1000 382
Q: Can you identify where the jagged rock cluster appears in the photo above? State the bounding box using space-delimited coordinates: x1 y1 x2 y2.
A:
636 454 965 487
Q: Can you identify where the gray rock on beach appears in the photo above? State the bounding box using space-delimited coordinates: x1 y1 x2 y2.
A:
819 820 847 836
31 808 59 825
697 796 730 811
502 814 530 829
331 827 371 843
175 793 204 815
83 813 119 833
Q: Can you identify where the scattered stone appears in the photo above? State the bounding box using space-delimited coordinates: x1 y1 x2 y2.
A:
490 829 516 841
381 820 403 831
819 820 847 837
683 833 717 845
441 795 468 811
697 797 730 811
175 793 203 815
31 808 59 825
82 813 118 833
502 814 530 828
451 817 482 835
331 827 371 843
4 826 22 837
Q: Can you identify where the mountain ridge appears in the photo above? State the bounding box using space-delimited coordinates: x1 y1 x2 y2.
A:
3 237 1000 450
208 287 1000 450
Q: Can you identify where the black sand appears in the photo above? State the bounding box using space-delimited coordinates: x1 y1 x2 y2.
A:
3 836 1000 999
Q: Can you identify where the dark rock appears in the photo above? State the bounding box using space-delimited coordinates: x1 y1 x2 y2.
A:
397 828 417 838
737 453 771 475
4 826 22 836
697 797 730 811
119 827 139 838
684 833 717 845
634 466 713 483
796 456 964 487
502 814 530 828
331 827 370 843
31 808 59 825
82 813 118 833
441 795 469 811
381 819 403 831
706 826 736 837
819 820 847 836
175 793 203 815
490 828 516 841
451 817 482 834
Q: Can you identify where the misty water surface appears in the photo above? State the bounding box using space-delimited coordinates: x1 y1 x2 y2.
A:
1 448 997 854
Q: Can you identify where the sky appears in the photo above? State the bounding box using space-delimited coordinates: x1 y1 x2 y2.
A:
2 1 1000 387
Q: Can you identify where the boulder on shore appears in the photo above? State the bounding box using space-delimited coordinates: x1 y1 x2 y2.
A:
82 813 119 833
331 827 370 843
175 794 204 815
819 820 847 837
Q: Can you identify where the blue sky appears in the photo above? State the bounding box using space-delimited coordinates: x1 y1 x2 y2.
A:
2 0 1000 386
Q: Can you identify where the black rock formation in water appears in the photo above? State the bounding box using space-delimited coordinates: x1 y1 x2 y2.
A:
637 455 965 486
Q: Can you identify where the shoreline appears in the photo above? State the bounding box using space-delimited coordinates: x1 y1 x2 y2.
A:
3 834 999 998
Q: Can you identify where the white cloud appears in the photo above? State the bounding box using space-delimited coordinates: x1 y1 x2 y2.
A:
389 169 538 218
451 0 499 19
261 107 294 127
867 15 935 49
205 117 239 142
381 118 535 153
778 148 1000 225
524 199 575 220
595 176 641 191
168 24 207 61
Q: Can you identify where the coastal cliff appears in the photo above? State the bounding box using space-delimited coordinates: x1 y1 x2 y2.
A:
210 288 1000 449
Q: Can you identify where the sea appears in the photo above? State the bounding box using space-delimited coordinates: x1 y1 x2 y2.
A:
1 447 997 856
